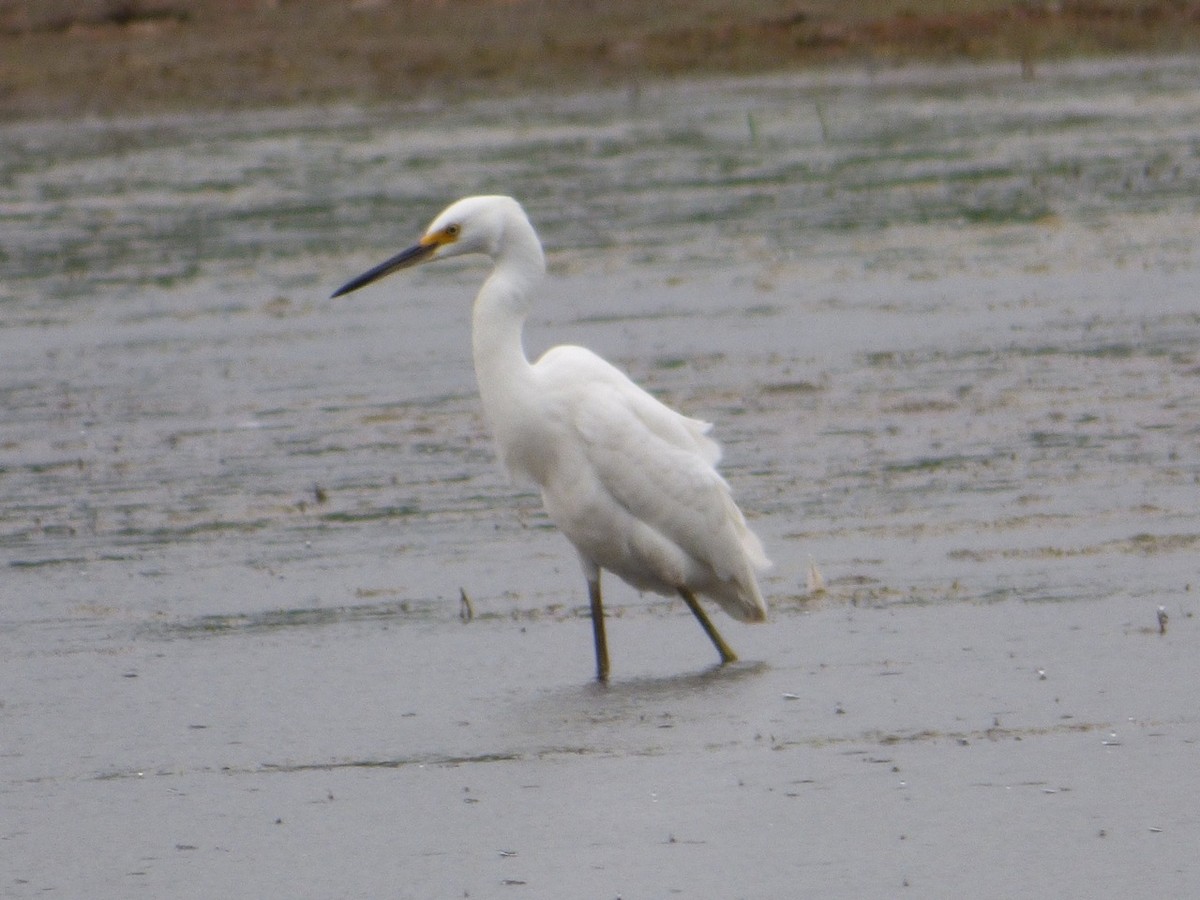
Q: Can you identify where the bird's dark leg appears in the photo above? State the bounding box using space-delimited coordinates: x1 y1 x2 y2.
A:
588 576 610 682
678 587 738 665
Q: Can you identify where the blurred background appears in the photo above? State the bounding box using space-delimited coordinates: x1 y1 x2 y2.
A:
4 0 1200 119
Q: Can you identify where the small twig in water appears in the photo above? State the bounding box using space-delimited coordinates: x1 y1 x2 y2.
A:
459 588 474 623
806 557 826 596
814 97 831 144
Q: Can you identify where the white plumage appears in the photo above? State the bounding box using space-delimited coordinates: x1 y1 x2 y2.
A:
333 195 769 679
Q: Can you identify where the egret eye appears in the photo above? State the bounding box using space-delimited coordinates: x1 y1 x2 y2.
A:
444 224 461 238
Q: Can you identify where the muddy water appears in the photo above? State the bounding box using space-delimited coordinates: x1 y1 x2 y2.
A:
2 58 1198 897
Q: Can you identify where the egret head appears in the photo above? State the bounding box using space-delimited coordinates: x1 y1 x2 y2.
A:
331 195 527 298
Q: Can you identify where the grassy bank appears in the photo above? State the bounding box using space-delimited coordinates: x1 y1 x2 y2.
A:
3 0 1200 120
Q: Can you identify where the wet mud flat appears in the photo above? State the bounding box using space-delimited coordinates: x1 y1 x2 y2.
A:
2 58 1199 896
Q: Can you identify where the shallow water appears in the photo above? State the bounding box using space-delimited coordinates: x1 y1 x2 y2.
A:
2 58 1199 898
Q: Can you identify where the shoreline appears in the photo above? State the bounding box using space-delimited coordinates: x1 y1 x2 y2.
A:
3 0 1200 122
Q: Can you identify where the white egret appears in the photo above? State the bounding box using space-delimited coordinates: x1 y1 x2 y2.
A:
332 195 769 680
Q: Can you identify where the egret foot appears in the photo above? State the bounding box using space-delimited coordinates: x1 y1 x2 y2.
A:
679 587 738 665
588 578 610 682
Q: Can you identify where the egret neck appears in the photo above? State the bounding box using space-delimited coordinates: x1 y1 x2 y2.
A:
470 211 548 482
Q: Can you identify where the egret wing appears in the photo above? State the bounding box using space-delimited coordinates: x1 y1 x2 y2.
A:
569 379 763 588
536 345 721 464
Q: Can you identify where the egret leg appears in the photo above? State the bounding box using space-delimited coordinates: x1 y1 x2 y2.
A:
588 576 610 682
679 588 738 665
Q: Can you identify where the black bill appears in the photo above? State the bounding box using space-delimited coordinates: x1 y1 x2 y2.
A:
331 241 436 298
